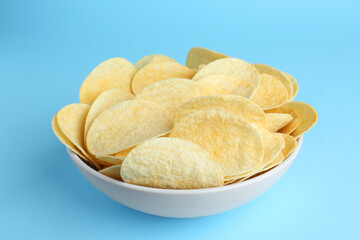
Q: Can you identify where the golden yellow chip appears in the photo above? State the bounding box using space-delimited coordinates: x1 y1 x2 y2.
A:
52 113 87 160
79 58 136 104
224 179 238 185
186 47 228 70
198 64 206 70
55 104 101 169
174 95 267 128
250 73 288 109
95 155 124 166
171 109 264 177
113 146 135 158
131 62 195 95
262 134 297 171
136 78 229 118
286 102 318 138
84 88 134 140
87 100 173 156
282 71 299 100
192 58 261 89
196 74 256 98
224 128 284 182
265 113 293 132
134 54 177 70
279 134 297 158
121 137 223 189
253 63 293 101
265 105 300 134
136 78 198 117
99 165 122 181
266 102 317 137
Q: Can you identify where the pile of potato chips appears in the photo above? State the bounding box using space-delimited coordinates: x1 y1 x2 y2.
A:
52 47 317 189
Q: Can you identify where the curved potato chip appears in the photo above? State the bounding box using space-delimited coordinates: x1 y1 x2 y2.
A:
131 62 195 95
265 113 293 132
286 102 318 138
99 165 122 181
84 88 134 140
186 47 228 70
265 105 300 134
253 63 293 101
266 102 317 137
52 113 87 160
94 147 135 166
170 109 264 177
87 100 173 156
224 128 285 181
196 74 256 98
95 155 124 166
56 103 101 169
136 78 229 118
198 64 206 70
251 74 288 109
113 146 135 158
102 134 169 164
194 82 230 96
79 58 136 104
282 71 299 100
192 58 260 89
121 137 223 189
278 134 297 158
262 134 297 171
174 95 267 128
134 54 177 70
136 78 198 117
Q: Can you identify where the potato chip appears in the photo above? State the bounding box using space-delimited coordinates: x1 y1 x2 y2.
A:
265 105 300 134
196 74 256 98
170 109 264 177
282 71 299 100
278 134 297 158
84 88 134 140
95 145 136 166
224 128 284 181
52 113 87 160
250 73 288 109
192 58 261 89
262 134 297 171
79 58 136 104
224 179 238 185
87 100 173 156
97 137 165 165
113 146 135 158
198 64 206 70
186 47 228 70
136 78 229 118
285 102 318 138
131 62 195 95
95 155 124 166
99 165 122 181
55 103 101 169
174 95 267 128
265 113 293 132
266 102 317 137
253 63 293 101
121 137 223 189
134 54 177 70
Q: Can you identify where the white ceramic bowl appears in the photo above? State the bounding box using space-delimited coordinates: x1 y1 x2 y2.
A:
67 136 303 218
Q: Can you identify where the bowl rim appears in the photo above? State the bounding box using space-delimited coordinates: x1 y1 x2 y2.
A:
68 136 303 195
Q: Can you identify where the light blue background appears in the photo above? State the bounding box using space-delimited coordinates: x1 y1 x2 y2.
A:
1 0 359 239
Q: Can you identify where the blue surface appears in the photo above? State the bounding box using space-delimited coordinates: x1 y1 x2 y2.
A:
1 0 359 239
